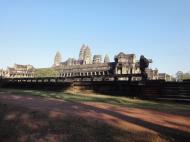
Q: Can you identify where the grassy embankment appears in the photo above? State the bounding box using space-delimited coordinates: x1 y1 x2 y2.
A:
1 88 190 114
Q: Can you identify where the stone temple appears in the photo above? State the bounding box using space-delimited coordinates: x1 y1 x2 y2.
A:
7 64 35 78
0 44 171 81
79 44 92 64
53 44 159 80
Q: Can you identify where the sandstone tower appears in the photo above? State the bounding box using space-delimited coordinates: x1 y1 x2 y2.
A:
79 44 86 61
93 55 102 64
79 44 92 64
83 46 92 64
54 51 62 66
104 54 110 63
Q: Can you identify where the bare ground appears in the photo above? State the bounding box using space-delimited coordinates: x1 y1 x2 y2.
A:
0 92 190 142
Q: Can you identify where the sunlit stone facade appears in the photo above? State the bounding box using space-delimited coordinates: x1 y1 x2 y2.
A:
53 45 156 80
0 69 6 78
53 51 62 67
93 55 102 64
7 64 35 78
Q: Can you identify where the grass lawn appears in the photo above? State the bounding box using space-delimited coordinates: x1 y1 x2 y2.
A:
1 88 190 114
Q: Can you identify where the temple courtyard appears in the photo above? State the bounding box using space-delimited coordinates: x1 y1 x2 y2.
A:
0 89 190 142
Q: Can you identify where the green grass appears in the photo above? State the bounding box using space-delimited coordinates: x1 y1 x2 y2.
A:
0 88 190 114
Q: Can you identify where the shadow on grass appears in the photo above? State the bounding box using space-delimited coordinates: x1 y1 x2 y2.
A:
0 103 168 142
1 88 190 117
0 103 122 142
70 102 190 142
0 90 190 142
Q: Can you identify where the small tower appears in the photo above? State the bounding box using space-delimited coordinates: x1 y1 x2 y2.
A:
54 51 62 67
93 55 102 64
104 54 110 63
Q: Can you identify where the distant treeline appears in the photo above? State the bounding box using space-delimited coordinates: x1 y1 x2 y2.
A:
176 71 190 81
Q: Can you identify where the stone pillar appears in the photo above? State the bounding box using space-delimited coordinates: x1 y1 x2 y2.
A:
103 71 105 75
107 71 109 75
117 69 121 74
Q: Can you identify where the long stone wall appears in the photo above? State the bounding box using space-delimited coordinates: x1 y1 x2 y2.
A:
0 78 190 102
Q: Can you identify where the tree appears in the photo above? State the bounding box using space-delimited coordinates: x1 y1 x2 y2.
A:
183 72 190 80
176 71 183 82
35 68 59 77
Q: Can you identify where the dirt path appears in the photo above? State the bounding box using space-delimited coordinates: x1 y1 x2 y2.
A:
0 93 190 141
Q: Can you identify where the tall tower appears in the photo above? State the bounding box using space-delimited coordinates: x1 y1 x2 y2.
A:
79 44 86 60
83 46 92 64
54 51 62 67
104 54 110 63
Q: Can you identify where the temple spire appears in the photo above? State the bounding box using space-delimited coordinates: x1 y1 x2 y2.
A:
104 54 110 63
54 51 62 66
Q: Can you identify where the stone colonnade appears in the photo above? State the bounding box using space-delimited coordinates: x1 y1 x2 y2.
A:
60 70 110 77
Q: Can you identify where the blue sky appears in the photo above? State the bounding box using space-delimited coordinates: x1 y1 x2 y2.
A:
0 0 190 75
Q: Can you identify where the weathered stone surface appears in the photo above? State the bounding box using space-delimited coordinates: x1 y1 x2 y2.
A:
7 64 35 78
54 51 62 67
93 55 102 64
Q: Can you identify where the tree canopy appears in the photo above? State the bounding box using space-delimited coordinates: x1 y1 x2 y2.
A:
176 71 190 81
35 68 59 77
